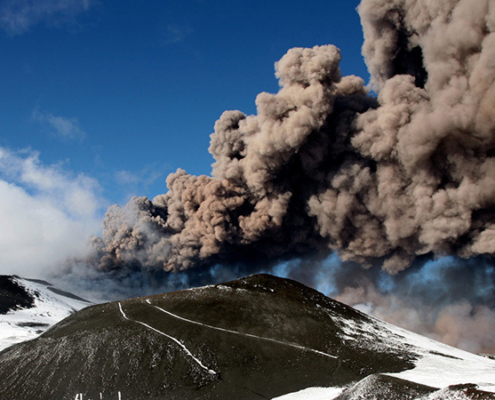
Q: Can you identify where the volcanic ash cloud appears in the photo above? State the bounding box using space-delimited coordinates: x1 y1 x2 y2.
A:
94 0 495 277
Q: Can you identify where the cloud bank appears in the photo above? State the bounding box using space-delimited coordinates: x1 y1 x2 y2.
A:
0 147 103 278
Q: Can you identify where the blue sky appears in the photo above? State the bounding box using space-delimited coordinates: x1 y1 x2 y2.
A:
0 0 368 277
0 0 366 206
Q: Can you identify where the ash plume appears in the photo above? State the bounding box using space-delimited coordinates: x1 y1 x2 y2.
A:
331 256 495 354
93 0 495 278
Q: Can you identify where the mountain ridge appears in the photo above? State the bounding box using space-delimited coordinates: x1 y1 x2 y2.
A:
0 275 91 351
0 274 494 400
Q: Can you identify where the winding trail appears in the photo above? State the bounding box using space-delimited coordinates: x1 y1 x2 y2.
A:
145 299 337 360
117 302 216 375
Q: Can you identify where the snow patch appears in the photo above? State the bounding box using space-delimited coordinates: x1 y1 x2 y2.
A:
0 277 90 351
271 386 343 400
381 320 495 393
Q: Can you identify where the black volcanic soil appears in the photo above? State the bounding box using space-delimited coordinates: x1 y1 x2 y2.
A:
0 274 418 400
0 276 35 314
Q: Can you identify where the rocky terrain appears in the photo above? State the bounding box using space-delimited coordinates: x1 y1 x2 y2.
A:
0 274 493 400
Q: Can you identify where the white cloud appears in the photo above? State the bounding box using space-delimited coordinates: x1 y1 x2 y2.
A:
32 109 86 141
0 0 94 35
115 167 164 187
0 147 104 278
115 164 167 200
163 24 193 44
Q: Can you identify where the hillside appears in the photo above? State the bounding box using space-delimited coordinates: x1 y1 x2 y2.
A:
0 275 91 351
0 274 493 400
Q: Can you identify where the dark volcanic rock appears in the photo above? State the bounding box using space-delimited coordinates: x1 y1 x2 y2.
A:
425 384 495 400
0 274 419 400
0 276 35 314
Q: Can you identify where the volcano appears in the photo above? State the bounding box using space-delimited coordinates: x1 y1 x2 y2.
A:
0 274 493 400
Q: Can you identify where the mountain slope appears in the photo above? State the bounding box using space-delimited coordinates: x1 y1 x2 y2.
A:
0 274 494 400
0 275 91 351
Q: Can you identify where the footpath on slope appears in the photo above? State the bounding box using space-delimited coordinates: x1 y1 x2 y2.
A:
118 302 217 375
145 299 338 360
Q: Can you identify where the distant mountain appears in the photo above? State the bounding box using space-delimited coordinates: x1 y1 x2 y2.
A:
0 275 91 351
0 274 493 400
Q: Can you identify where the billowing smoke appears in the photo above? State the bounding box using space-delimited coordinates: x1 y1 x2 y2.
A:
330 256 495 354
93 45 371 274
66 0 495 353
92 0 495 277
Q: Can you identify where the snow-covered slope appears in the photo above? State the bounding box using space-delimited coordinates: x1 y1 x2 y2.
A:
273 306 495 399
0 275 91 351
386 318 495 393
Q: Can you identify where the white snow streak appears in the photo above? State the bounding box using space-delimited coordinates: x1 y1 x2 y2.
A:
117 303 130 320
117 302 216 375
271 387 343 400
145 299 337 360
